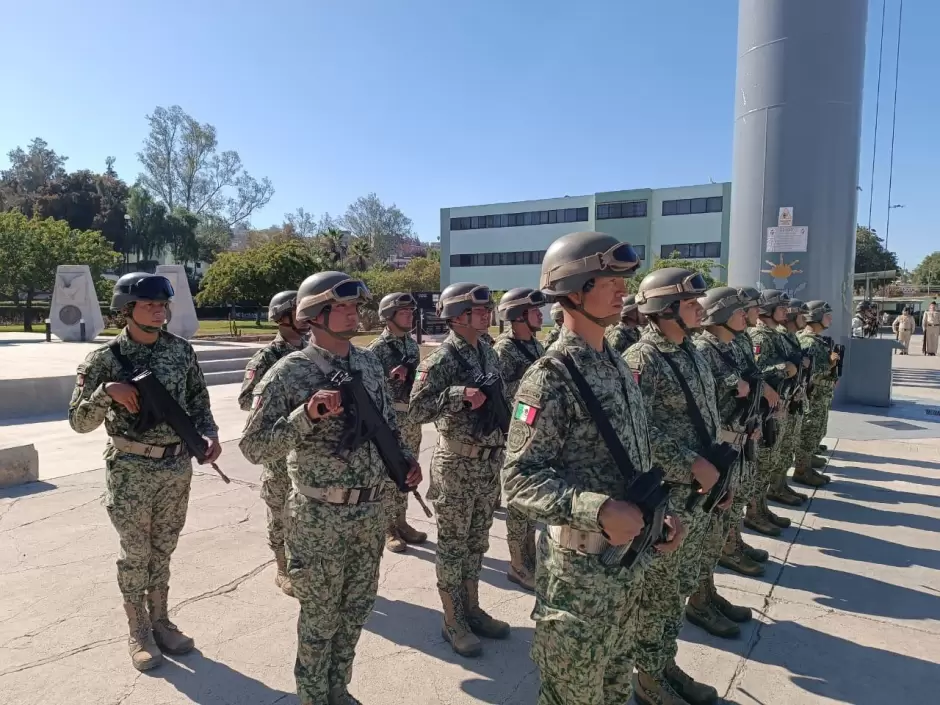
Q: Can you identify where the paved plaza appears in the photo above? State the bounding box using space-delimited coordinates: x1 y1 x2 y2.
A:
2 340 940 704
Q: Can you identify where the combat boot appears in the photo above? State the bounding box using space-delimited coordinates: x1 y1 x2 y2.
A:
664 660 719 705
686 586 740 639
767 474 805 507
273 546 294 597
708 575 752 623
463 579 510 639
147 587 194 654
507 542 535 592
817 444 828 453
759 495 791 529
635 669 693 705
718 530 765 577
811 454 829 469
792 460 828 488
327 686 363 705
438 588 482 657
123 601 162 671
735 525 769 563
396 512 427 545
385 523 406 553
744 502 781 537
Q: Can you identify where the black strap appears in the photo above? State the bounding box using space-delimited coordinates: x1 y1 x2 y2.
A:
646 343 715 450
509 337 539 364
544 350 639 482
702 337 740 373
108 339 135 375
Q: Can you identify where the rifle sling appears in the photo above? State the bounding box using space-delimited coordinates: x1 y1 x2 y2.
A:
509 337 539 364
653 347 715 451
108 338 136 375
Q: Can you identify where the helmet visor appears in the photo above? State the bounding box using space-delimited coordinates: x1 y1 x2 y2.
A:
297 278 372 313
131 275 174 301
445 285 493 309
392 293 416 308
704 292 745 317
543 242 640 286
638 272 708 303
498 289 546 312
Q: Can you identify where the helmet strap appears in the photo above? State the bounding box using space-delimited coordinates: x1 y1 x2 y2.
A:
125 303 164 336
311 306 358 341
560 297 619 328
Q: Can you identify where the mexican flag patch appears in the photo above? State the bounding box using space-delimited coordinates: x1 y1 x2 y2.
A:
632 370 640 384
513 402 539 425
753 344 761 355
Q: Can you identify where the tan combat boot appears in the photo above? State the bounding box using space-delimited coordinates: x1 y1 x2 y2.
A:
327 686 363 705
147 588 194 654
744 501 781 537
792 459 828 488
506 541 535 592
123 601 163 671
685 585 740 639
759 494 791 529
767 474 805 507
396 512 427 545
438 588 482 657
708 575 752 623
735 524 769 563
664 660 719 705
463 579 510 639
718 529 765 577
811 454 829 469
385 522 406 553
635 669 693 705
273 546 294 597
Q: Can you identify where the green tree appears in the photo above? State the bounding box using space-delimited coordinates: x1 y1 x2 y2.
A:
0 138 68 214
854 225 898 274
194 215 232 265
346 236 374 272
166 208 200 268
626 252 723 294
314 226 347 267
284 207 318 237
126 186 170 261
912 252 940 291
340 193 415 262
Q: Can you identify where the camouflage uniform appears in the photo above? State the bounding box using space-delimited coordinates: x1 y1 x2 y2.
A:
239 343 411 705
544 324 562 348
479 331 495 346
238 333 305 554
626 327 720 677
605 322 640 354
502 326 654 705
769 325 807 500
796 330 837 467
493 330 545 578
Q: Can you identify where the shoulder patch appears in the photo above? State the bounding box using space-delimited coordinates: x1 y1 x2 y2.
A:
753 344 761 355
245 368 256 381
417 369 428 382
513 401 540 425
632 370 640 384
252 395 263 410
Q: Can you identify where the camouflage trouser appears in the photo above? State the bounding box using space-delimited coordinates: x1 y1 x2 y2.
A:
635 495 711 674
427 443 501 591
285 494 383 705
794 388 835 466
698 509 734 585
506 506 535 561
261 460 290 552
531 532 648 705
381 413 423 524
104 451 192 602
773 410 803 477
731 455 758 524
755 413 787 497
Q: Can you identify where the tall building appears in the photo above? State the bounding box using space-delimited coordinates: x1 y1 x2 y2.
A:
440 182 731 290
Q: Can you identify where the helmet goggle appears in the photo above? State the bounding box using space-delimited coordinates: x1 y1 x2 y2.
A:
128 276 174 301
622 301 639 314
636 273 708 304
541 242 640 288
736 287 760 308
297 278 371 313
498 290 546 313
704 292 745 317
442 285 493 310
388 293 417 310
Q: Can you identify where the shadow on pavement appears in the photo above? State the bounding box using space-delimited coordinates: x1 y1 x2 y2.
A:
809 496 940 534
151 650 296 704
403 540 528 594
0 480 58 499
832 464 940 487
800 526 940 571
826 479 940 510
831 450 940 472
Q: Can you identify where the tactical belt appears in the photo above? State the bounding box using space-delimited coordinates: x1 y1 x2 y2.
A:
293 483 381 505
111 436 185 459
719 429 747 449
547 525 610 555
438 437 504 460
393 402 410 412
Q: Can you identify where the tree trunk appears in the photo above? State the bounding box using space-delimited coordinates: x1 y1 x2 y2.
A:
24 289 34 332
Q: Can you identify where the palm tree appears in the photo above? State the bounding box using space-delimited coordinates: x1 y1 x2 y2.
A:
316 226 347 267
347 236 374 272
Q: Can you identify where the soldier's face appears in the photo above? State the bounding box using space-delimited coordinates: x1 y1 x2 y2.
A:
525 307 543 328
323 302 359 334
469 306 491 331
772 306 787 323
823 313 832 327
746 307 759 326
679 298 705 328
132 300 168 327
392 308 414 330
795 314 806 328
728 308 747 332
582 277 625 320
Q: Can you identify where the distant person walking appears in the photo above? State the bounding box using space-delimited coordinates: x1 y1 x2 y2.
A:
923 302 940 356
893 307 916 355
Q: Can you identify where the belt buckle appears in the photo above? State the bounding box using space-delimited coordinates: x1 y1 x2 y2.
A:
143 444 154 458
348 488 361 504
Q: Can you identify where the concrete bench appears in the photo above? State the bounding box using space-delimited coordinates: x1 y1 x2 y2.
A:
0 444 39 488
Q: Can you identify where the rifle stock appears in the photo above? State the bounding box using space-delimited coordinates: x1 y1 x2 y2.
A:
600 468 670 569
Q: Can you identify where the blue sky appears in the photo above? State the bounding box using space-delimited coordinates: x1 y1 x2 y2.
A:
2 0 935 268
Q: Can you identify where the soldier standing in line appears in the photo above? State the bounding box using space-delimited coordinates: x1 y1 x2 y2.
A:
605 294 645 354
689 288 764 638
492 287 546 591
543 302 564 347
502 231 685 705
626 268 724 705
240 271 421 705
367 292 428 553
794 301 840 486
745 290 799 538
69 273 221 671
410 283 511 657
238 290 309 596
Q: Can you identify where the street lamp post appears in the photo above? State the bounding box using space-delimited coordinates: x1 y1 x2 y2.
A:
885 203 904 254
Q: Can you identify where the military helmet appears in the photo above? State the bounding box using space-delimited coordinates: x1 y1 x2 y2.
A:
268 290 298 322
804 300 833 324
785 298 809 322
735 285 761 308
295 271 371 322
110 272 174 311
757 289 790 317
550 302 564 324
635 267 708 315
378 292 416 321
437 282 493 319
855 301 870 313
497 287 546 322
621 294 638 318
539 231 639 298
698 286 746 326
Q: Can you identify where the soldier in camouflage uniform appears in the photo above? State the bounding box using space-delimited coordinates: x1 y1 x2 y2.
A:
367 292 428 553
745 290 800 537
493 287 547 591
543 302 564 347
502 231 685 705
605 294 645 354
627 268 724 705
238 290 309 596
410 283 511 657
794 301 840 486
240 271 421 705
69 273 221 671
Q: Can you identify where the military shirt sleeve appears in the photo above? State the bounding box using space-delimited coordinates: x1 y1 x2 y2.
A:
239 364 312 465
368 351 416 463
696 340 740 390
185 344 218 439
492 340 518 387
501 365 609 531
238 349 274 411
752 332 787 387
68 351 113 434
409 351 465 424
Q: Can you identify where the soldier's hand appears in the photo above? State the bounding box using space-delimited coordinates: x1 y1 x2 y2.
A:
598 499 645 546
105 382 140 413
405 458 422 489
306 390 344 420
691 456 720 492
463 387 486 410
830 351 841 362
802 356 811 369
201 437 222 464
784 361 798 377
750 426 762 441
717 487 734 511
763 385 780 408
655 513 686 554
390 365 408 381
736 379 750 398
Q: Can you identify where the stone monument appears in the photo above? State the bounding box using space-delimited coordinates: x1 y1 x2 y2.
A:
50 265 105 341
155 265 198 339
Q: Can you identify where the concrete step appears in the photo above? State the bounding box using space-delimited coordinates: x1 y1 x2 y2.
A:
204 369 248 386
195 346 259 362
199 357 252 374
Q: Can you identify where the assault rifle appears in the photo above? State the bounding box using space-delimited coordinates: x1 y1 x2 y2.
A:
688 442 741 512
466 372 511 437
328 369 433 517
822 336 846 378
600 467 671 570
391 345 419 399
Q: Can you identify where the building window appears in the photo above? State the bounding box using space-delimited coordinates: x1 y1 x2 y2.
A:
450 250 548 267
661 196 723 216
450 206 588 231
706 196 723 213
633 245 646 261
596 200 648 220
659 242 722 259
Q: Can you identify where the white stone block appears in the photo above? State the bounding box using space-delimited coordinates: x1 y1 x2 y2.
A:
0 444 39 488
155 265 199 339
50 265 105 342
